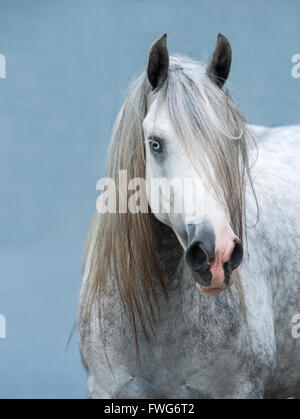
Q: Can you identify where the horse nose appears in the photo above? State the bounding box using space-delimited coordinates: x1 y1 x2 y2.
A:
226 241 243 271
185 221 243 290
211 240 243 287
185 240 214 273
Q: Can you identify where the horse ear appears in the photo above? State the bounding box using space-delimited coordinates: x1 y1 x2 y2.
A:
147 34 169 90
207 34 232 88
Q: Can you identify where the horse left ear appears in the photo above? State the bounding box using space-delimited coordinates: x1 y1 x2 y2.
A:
147 34 169 90
207 34 232 89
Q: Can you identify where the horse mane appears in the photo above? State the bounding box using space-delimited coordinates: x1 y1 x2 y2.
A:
78 55 257 348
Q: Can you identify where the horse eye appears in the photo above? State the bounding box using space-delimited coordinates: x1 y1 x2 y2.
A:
151 139 162 153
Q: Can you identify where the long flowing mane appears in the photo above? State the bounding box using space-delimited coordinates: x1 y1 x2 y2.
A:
78 55 257 346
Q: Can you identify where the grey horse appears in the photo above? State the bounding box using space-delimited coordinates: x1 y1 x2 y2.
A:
78 34 300 399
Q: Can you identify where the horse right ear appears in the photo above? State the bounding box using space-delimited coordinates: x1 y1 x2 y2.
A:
147 34 169 90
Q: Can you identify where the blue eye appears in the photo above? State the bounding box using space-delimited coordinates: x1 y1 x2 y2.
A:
151 139 162 153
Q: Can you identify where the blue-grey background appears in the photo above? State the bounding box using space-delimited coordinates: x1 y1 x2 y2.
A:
0 0 299 399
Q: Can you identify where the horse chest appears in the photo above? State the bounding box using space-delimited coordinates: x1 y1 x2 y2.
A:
84 275 270 398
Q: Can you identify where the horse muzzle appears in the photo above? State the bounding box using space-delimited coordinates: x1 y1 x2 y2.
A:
184 220 243 295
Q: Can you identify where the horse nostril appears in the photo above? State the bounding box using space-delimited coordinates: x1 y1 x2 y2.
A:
229 242 243 270
185 241 209 272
